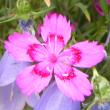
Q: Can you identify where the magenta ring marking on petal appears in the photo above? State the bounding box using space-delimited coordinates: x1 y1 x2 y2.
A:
27 44 38 61
47 34 64 54
27 44 35 60
33 66 50 78
57 35 64 42
71 47 82 64
55 68 76 80
49 34 64 42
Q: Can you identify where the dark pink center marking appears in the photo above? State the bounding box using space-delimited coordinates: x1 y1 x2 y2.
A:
49 34 64 42
56 68 76 80
33 66 50 78
71 47 81 63
27 44 39 61
57 35 64 42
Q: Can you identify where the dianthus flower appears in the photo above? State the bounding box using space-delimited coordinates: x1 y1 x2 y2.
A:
5 13 105 101
34 82 81 110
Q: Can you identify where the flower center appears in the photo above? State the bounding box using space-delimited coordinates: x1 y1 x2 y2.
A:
49 54 57 63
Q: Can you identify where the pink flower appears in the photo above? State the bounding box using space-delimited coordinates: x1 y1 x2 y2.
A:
106 0 110 5
93 0 104 16
71 23 76 32
5 13 105 101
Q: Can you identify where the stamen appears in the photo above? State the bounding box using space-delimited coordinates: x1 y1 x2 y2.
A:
54 35 57 52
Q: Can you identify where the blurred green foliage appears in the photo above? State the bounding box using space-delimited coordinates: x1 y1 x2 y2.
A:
0 0 110 110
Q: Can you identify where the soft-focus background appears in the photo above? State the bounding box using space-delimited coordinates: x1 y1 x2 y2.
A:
0 0 110 110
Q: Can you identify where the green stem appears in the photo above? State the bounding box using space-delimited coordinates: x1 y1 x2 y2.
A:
32 6 55 19
86 100 97 110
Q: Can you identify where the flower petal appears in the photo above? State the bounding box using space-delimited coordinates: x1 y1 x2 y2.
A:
27 43 49 62
25 93 40 107
58 49 74 65
70 41 105 68
0 83 26 110
55 67 92 101
46 35 64 54
5 32 39 62
16 62 52 95
54 62 76 80
0 51 29 86
34 82 81 110
41 13 71 44
91 103 110 110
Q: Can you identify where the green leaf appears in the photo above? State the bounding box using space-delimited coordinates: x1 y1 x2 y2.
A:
75 2 91 22
0 15 17 24
92 68 110 102
0 6 54 23
32 6 55 19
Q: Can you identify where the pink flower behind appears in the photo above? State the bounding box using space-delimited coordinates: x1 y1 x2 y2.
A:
5 13 105 101
106 0 110 5
71 23 76 32
93 0 104 16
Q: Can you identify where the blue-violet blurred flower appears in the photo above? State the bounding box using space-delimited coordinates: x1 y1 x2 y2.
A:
0 51 39 110
19 19 35 35
34 82 81 110
0 82 39 110
0 51 28 86
91 102 110 110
